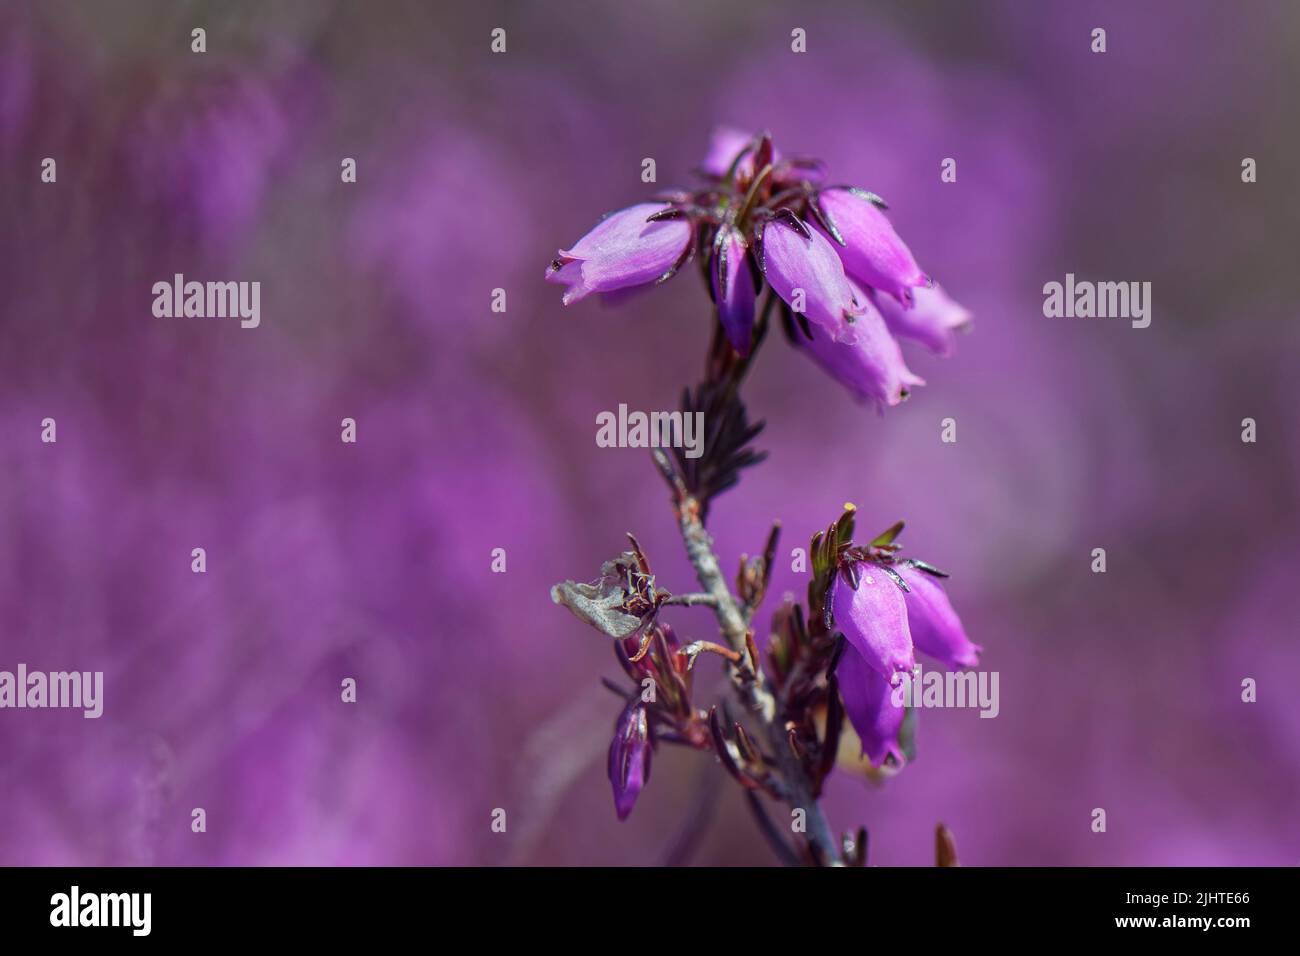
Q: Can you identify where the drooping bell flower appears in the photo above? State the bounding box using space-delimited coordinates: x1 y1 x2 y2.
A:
872 283 972 357
546 203 693 305
761 214 866 343
829 542 980 769
894 561 982 669
608 698 653 820
797 291 925 409
710 225 757 354
829 563 915 682
834 642 907 767
813 188 930 306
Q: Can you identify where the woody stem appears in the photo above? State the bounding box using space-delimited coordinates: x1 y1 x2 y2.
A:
652 449 841 865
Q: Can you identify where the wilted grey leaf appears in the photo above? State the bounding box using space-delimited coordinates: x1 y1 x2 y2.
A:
550 552 647 639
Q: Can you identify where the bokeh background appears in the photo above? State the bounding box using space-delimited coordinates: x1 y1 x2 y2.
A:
2 0 1298 865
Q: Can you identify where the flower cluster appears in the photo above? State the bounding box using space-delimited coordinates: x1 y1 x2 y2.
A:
828 536 982 768
555 505 981 831
546 127 971 409
770 504 980 776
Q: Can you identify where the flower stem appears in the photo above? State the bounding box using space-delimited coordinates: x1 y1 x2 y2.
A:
652 449 842 865
659 592 719 608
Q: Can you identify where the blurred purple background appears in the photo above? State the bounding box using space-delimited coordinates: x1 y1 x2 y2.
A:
2 0 1298 865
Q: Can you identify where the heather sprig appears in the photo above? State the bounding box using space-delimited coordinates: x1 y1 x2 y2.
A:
548 129 981 866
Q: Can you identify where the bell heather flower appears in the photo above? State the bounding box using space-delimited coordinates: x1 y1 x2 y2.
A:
828 525 980 768
761 216 867 343
710 225 757 354
546 128 970 413
800 292 925 407
873 283 973 357
830 562 915 682
812 188 930 306
608 698 653 821
835 640 907 767
893 561 982 669
546 202 693 305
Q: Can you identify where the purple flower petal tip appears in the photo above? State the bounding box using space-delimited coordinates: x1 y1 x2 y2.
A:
550 203 692 305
